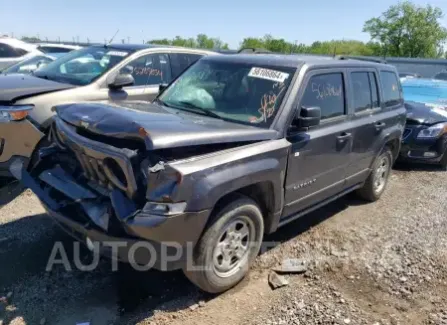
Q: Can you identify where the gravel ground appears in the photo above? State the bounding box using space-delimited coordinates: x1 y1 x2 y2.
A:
0 164 446 325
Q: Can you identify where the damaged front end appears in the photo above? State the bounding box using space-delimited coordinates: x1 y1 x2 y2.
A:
23 116 211 270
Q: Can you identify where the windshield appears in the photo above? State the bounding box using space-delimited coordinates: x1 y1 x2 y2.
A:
158 60 296 128
3 55 53 74
433 72 447 81
34 46 131 86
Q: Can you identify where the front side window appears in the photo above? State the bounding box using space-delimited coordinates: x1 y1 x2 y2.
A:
301 73 345 120
170 53 203 78
34 46 131 86
158 59 296 128
120 53 170 86
434 72 447 81
380 71 403 107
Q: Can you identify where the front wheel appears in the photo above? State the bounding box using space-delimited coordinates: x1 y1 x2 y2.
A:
356 148 393 202
440 151 447 171
183 195 264 293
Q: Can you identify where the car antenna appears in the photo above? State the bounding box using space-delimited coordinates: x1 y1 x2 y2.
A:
106 29 119 47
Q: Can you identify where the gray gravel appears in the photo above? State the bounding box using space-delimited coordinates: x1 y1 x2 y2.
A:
1 166 446 325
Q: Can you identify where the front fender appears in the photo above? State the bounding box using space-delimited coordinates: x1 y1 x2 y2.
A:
146 139 290 214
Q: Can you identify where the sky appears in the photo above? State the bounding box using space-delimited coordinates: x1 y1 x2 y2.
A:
1 0 447 49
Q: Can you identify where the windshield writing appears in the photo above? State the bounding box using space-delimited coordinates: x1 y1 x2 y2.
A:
159 61 295 128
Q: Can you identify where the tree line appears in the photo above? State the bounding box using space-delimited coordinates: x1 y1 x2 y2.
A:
148 1 447 59
21 1 447 58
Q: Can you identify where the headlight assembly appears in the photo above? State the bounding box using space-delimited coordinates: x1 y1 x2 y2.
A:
0 105 34 122
143 202 187 216
417 122 447 139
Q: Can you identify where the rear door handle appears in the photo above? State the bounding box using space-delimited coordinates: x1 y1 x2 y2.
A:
336 132 352 142
375 122 386 131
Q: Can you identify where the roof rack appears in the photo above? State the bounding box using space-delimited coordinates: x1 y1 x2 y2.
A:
237 48 272 54
335 55 387 64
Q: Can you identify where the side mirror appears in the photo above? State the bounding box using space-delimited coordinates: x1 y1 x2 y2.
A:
108 73 135 89
158 83 168 94
293 106 321 128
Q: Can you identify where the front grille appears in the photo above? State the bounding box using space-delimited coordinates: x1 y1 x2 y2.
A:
52 118 138 199
75 152 108 186
403 128 412 140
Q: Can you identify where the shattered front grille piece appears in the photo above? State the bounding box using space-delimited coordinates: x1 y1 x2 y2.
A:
53 117 139 199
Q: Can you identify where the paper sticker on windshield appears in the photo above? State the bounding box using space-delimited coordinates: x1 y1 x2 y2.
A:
248 67 289 83
106 51 128 57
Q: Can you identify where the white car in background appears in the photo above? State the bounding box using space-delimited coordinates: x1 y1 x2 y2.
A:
0 37 43 70
36 43 82 54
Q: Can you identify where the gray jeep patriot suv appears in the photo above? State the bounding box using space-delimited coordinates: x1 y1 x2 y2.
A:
20 53 406 293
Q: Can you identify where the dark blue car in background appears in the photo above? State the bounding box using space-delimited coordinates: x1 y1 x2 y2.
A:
400 78 447 169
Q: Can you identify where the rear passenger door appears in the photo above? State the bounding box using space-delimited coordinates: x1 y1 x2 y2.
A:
283 69 353 217
345 69 403 187
169 53 203 79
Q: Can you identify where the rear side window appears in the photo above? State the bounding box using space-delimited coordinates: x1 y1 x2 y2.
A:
301 73 345 120
351 72 380 112
380 71 402 107
170 53 203 79
0 44 22 58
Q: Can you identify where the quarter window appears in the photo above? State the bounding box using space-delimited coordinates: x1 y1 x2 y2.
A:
301 73 345 120
351 72 380 112
121 53 171 86
380 71 402 107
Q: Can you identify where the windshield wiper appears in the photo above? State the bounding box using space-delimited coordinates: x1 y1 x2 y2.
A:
153 97 173 108
177 101 222 119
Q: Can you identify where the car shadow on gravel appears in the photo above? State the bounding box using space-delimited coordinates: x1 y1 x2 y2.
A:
393 161 445 172
0 195 370 325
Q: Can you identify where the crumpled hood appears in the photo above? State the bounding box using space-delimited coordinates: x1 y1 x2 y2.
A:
56 101 278 150
405 101 447 125
0 74 74 103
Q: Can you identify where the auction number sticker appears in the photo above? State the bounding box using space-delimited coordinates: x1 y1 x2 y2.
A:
248 67 289 83
106 51 129 57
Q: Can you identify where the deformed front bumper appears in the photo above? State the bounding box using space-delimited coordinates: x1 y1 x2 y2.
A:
22 166 211 271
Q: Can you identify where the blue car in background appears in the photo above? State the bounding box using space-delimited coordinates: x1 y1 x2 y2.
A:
399 78 447 169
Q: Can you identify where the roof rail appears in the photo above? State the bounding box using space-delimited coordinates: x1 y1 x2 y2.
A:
237 48 272 54
335 55 388 64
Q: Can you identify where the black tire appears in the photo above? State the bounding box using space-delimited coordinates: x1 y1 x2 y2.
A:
183 195 264 293
356 148 393 202
440 151 447 171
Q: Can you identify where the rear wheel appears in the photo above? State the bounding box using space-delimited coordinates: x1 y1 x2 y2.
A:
356 148 393 202
183 195 264 293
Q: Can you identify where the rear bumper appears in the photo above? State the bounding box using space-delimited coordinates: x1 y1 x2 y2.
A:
399 127 447 164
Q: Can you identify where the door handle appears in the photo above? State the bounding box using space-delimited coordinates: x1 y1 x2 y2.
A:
375 122 386 131
336 132 352 142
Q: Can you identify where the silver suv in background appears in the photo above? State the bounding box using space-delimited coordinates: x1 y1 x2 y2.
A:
0 44 218 198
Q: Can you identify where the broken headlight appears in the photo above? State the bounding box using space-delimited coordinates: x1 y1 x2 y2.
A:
144 202 187 216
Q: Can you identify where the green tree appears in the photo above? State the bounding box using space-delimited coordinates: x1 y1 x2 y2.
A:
149 34 228 50
21 36 41 42
363 1 447 58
